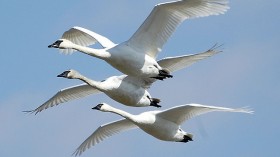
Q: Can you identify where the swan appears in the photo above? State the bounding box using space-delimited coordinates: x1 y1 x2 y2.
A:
57 70 161 107
26 46 220 114
48 0 229 80
26 73 160 115
73 103 253 156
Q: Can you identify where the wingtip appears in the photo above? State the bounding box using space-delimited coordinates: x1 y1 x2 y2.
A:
22 110 35 114
22 109 40 115
72 148 84 157
210 43 224 51
206 43 224 55
237 106 254 114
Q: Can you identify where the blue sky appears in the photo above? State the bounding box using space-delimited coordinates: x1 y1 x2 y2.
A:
1 0 279 156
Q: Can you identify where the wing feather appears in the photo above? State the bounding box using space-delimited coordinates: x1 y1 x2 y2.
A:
60 26 115 54
73 119 137 156
157 104 253 125
27 84 101 114
127 0 229 58
157 44 222 73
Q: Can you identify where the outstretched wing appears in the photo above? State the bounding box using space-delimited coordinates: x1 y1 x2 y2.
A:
157 104 253 125
27 84 101 114
73 119 137 156
60 26 116 54
134 44 222 88
127 0 229 58
158 44 222 73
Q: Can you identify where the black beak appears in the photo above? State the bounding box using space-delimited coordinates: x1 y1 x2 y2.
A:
92 104 103 110
48 44 54 48
48 40 63 48
92 106 98 110
57 70 70 78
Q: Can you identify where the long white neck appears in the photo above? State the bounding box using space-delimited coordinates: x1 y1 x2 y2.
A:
74 73 103 90
106 106 135 122
72 44 111 59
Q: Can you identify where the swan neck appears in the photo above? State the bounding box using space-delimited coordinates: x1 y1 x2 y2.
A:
77 75 101 89
73 44 110 59
107 107 134 121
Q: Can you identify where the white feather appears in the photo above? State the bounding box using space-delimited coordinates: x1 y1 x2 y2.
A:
73 103 253 156
49 0 229 79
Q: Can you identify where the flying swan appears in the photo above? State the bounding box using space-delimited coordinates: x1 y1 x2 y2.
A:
73 103 253 156
48 0 229 80
26 46 221 114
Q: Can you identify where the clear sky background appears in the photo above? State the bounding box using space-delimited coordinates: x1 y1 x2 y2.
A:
1 0 279 156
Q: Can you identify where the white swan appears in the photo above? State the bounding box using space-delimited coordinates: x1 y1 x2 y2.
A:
73 103 253 156
27 46 220 114
26 73 160 115
57 70 161 107
48 0 229 80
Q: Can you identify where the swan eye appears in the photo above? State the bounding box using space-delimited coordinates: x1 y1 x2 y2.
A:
101 80 105 82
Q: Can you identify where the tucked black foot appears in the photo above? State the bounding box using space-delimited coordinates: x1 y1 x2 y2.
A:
180 135 193 143
150 76 165 80
150 101 161 108
147 96 161 108
159 68 173 79
150 69 173 80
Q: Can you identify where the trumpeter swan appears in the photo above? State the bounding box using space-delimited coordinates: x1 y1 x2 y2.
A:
57 70 161 107
26 46 220 114
25 73 160 115
48 0 229 80
73 103 253 156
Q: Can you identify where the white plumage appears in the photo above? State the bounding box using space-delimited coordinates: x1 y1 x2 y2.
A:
28 84 100 114
73 103 253 156
29 1 254 157
49 0 229 80
27 46 220 114
60 26 116 54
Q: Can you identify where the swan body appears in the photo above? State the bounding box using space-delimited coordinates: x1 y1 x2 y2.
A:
27 46 221 114
49 0 229 80
73 103 253 156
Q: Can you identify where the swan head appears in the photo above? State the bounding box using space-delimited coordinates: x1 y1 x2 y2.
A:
57 69 80 79
48 39 73 49
92 103 112 112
